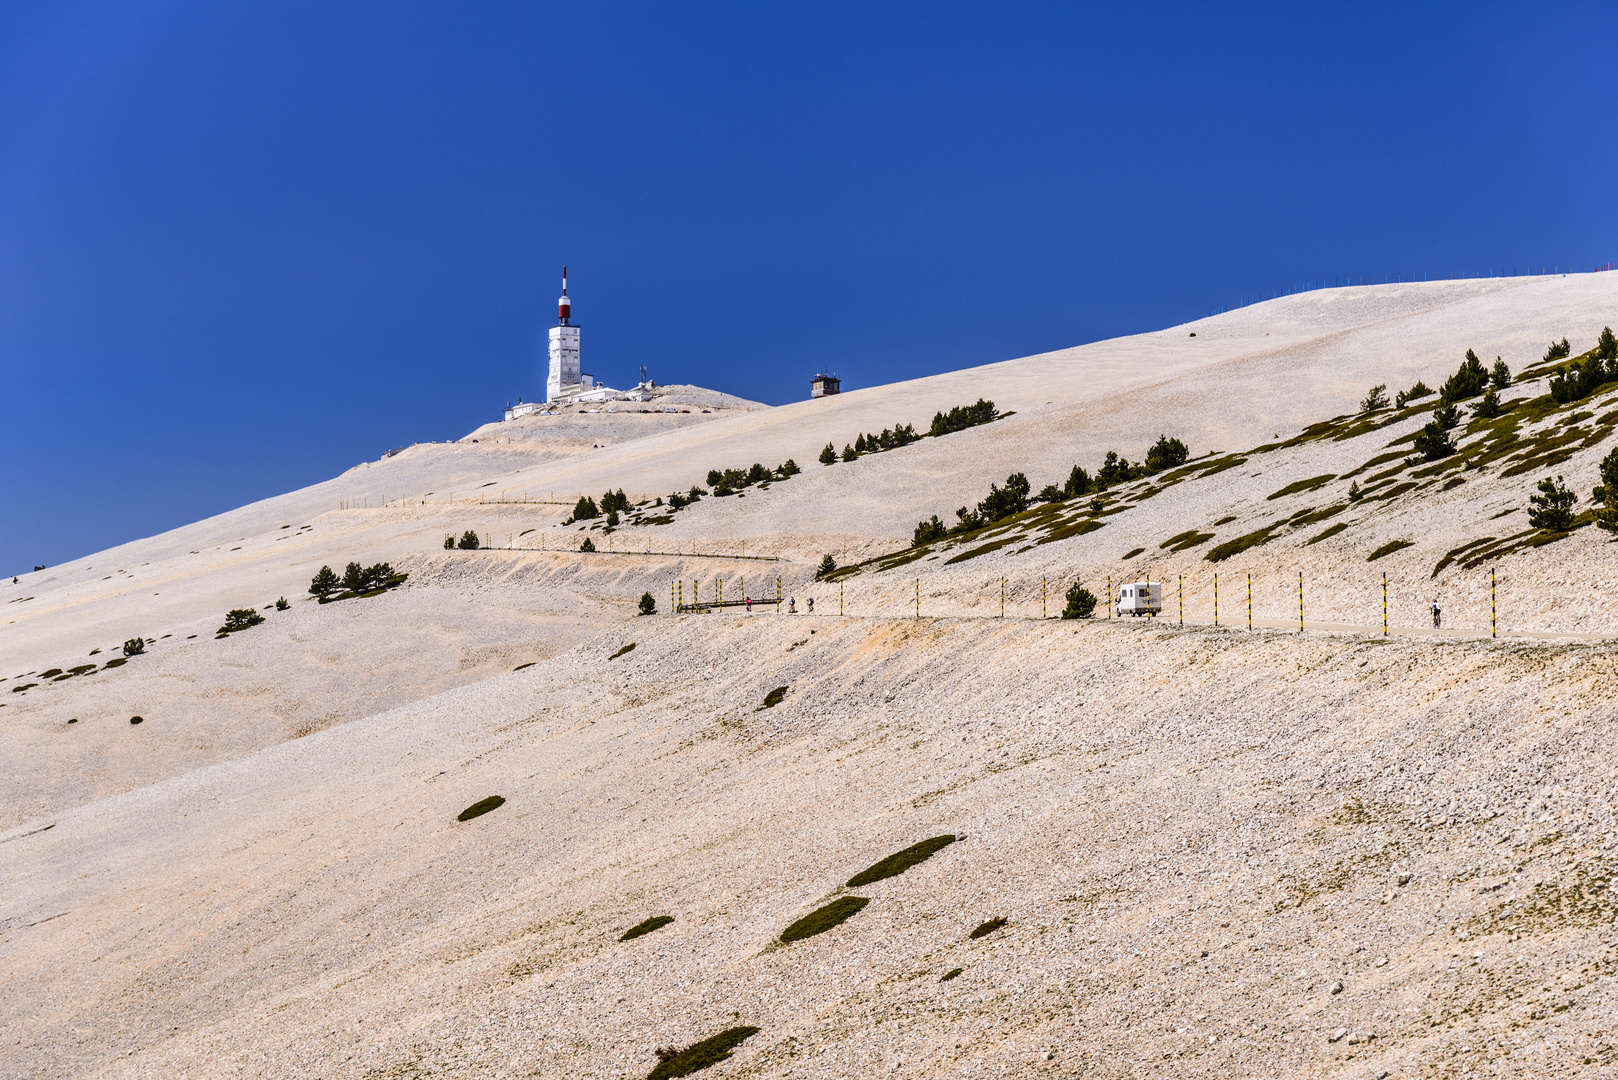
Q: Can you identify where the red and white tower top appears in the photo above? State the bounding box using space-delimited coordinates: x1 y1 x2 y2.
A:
558 266 571 325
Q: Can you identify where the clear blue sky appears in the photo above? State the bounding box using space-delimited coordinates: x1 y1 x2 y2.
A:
2 1 1615 576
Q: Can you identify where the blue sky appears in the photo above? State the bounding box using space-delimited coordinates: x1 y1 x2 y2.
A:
2 1 1615 575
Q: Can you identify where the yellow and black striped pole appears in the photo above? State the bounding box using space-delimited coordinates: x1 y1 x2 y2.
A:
1298 571 1304 633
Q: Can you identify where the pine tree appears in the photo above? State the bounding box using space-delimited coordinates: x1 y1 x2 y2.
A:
308 565 339 597
1063 465 1091 498
572 496 599 521
342 561 366 592
1596 446 1618 535
1144 435 1189 471
580 537 597 552
1527 475 1575 531
1061 580 1097 619
816 554 837 579
1490 358 1511 389
1412 420 1455 461
638 592 657 615
458 530 481 550
1360 384 1389 411
1472 388 1503 419
841 444 859 462
819 443 837 466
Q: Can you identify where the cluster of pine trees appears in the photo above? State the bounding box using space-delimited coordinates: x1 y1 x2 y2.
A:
911 435 1190 546
309 561 401 600
1549 328 1618 404
707 460 801 495
819 399 1001 466
567 489 633 526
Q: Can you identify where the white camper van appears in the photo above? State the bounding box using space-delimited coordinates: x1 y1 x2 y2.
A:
1116 580 1162 617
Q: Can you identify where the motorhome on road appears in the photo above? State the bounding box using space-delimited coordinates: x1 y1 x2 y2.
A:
1116 580 1162 617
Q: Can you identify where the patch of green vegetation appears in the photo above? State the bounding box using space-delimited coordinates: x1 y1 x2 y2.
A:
512 662 536 672
780 896 869 943
457 795 505 822
129 715 144 725
940 967 963 982
620 915 674 941
1305 521 1350 545
39 668 62 678
1290 504 1347 528
1033 516 1106 546
1476 861 1615 937
102 658 127 668
1267 473 1337 500
1122 547 1144 559
10 683 37 693
610 642 637 660
846 835 956 888
969 917 1007 939
1159 529 1214 552
1432 537 1497 577
648 1026 760 1080
1205 522 1285 562
1211 515 1237 526
943 534 1022 564
1371 481 1419 502
1342 449 1410 478
1367 540 1415 562
758 686 788 710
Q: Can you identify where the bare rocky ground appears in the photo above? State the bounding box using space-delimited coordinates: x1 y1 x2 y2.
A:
5 278 1618 1078
4 616 1616 1079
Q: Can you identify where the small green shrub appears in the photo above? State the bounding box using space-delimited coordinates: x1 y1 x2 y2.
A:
970 916 1007 939
846 835 956 887
620 915 674 941
611 642 637 659
1062 581 1097 619
760 686 787 709
457 530 481 550
123 638 145 657
648 1026 760 1080
1529 475 1576 531
580 537 597 552
1360 384 1389 411
1394 381 1433 408
929 398 999 437
129 715 144 725
39 668 62 678
639 592 656 615
1440 349 1490 402
1491 358 1512 388
219 609 265 633
940 967 963 982
1472 388 1504 419
275 596 289 611
512 662 536 671
819 443 837 465
780 896 869 943
1411 420 1455 461
102 658 127 668
816 554 837 579
457 795 505 822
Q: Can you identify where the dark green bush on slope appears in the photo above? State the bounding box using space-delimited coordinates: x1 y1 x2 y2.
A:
846 835 956 887
648 1026 760 1080
1062 581 1097 619
780 896 869 943
620 915 673 941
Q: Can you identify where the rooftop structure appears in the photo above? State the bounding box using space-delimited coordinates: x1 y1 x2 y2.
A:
811 373 841 398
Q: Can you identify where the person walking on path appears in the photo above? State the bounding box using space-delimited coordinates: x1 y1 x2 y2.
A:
1431 600 1442 629
788 598 796 614
745 597 752 613
806 597 814 614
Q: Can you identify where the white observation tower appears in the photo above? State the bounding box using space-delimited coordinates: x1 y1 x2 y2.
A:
546 266 582 402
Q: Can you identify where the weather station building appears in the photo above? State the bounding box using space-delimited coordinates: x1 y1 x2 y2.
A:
811 373 841 398
504 268 652 420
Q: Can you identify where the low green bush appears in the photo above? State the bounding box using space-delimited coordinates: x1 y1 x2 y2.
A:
580 537 597 552
846 835 956 887
129 715 144 725
780 896 869 943
512 662 536 671
457 795 505 821
759 686 787 709
39 668 62 678
1529 475 1577 531
815 554 837 579
102 658 127 669
639 592 656 615
619 915 674 941
123 638 145 657
1367 540 1415 562
1062 581 1097 619
940 967 963 982
610 642 637 659
970 916 1007 939
648 1026 760 1080
275 597 290 611
219 609 265 633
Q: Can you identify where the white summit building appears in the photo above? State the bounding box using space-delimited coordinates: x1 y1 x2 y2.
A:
504 268 652 420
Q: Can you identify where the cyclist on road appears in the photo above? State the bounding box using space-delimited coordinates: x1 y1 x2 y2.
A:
1431 600 1442 629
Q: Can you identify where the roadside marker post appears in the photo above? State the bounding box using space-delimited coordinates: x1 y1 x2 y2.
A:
915 579 920 619
1298 572 1304 633
840 580 844 617
1247 573 1252 631
1213 573 1218 627
1178 575 1183 627
1491 569 1497 638
1382 573 1388 636
1001 577 1005 618
1042 577 1047 619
